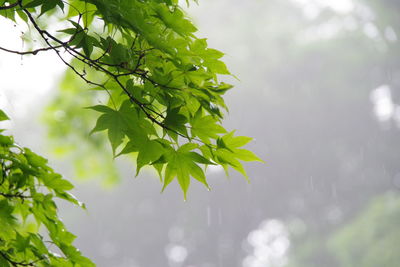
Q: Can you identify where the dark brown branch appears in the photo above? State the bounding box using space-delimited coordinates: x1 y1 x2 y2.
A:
0 45 62 55
22 8 105 89
17 17 155 115
0 192 32 199
18 5 204 143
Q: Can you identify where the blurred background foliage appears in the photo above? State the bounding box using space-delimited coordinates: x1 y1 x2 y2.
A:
330 193 400 267
2 0 400 266
44 63 120 185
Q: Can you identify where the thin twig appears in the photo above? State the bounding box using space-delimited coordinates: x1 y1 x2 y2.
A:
17 4 211 144
0 192 32 199
0 45 62 55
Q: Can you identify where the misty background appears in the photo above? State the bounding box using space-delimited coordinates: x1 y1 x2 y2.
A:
1 0 400 266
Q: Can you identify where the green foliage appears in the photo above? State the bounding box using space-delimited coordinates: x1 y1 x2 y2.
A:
43 69 120 185
0 0 263 196
0 0 261 264
329 193 400 267
0 109 94 266
286 193 400 267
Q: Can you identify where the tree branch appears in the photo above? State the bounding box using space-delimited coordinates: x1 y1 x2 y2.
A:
0 45 61 55
0 192 32 199
15 4 209 144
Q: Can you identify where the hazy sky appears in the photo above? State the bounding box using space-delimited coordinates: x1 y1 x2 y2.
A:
0 17 66 120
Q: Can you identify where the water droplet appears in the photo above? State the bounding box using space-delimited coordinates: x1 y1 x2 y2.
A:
331 184 337 199
207 206 211 226
309 176 314 190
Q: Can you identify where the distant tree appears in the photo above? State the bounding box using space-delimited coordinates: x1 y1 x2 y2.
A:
330 193 400 267
0 0 261 265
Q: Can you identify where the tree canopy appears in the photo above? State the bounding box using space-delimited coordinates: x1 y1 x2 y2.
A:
0 0 260 265
0 111 94 266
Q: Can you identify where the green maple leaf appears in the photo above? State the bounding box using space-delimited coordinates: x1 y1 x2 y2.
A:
0 200 16 231
164 108 188 140
89 101 152 155
135 139 165 176
90 105 125 154
14 232 31 253
42 173 74 192
162 144 212 200
213 131 264 179
190 109 226 143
